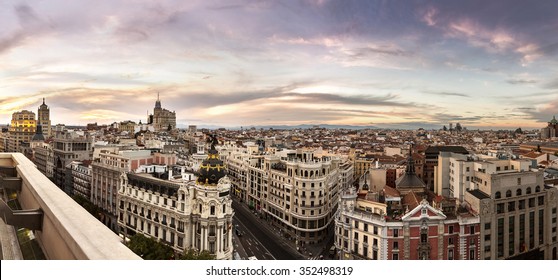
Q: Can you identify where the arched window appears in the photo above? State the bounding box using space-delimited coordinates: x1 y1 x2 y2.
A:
516 189 522 196
506 190 512 198
526 187 532 194
495 192 501 199
535 186 541 192
305 170 308 178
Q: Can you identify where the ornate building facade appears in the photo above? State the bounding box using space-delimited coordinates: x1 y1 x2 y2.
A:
335 148 480 260
148 94 176 132
117 140 233 259
222 143 354 245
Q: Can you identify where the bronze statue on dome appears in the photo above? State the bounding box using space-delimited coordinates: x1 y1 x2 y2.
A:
207 134 219 150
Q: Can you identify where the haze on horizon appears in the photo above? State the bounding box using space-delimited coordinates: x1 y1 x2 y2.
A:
1 0 557 130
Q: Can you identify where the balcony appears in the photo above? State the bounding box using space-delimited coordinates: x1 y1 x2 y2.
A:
0 153 140 260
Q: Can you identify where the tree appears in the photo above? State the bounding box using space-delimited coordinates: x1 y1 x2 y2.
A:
515 127 523 134
180 249 216 260
126 234 174 260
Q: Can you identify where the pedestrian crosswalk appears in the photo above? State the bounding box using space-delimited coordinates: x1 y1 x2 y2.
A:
308 254 324 260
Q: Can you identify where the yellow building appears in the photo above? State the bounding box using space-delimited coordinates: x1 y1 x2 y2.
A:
8 110 36 152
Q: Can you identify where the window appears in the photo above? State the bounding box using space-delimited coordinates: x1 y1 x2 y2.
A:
364 224 368 232
517 178 521 185
448 249 454 260
448 237 454 245
355 221 359 229
210 205 215 215
508 201 515 212
495 192 501 199
393 253 399 260
393 229 399 237
517 189 522 196
497 203 504 214
506 190 512 198
363 235 368 244
485 222 491 230
393 241 399 249
449 225 454 234
469 249 475 260
470 225 475 234
354 232 359 240
526 187 532 194
223 204 226 213
497 218 504 258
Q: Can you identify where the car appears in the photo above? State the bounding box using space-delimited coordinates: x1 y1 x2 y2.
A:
235 228 242 237
248 256 258 260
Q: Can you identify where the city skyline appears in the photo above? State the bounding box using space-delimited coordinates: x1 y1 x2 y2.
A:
1 0 558 129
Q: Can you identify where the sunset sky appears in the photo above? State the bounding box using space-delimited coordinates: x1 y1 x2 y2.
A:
1 0 557 129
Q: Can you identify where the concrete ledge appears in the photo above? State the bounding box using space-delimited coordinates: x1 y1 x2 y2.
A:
1 153 141 260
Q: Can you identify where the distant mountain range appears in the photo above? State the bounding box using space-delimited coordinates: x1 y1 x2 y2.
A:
177 124 379 130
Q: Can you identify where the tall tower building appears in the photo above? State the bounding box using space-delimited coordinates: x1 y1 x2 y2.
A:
148 93 176 132
38 98 52 137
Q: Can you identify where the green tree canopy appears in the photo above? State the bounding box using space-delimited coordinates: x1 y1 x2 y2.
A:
179 249 215 260
126 234 174 260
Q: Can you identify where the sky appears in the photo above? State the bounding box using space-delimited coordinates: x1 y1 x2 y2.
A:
1 0 558 130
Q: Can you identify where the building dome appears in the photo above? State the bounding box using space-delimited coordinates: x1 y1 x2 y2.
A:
550 115 558 125
197 135 226 185
32 124 45 141
197 149 226 185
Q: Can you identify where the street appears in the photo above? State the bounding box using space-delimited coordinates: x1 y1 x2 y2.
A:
232 198 304 260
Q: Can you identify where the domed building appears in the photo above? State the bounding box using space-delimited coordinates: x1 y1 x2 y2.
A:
117 134 234 260
541 115 558 139
191 134 233 259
